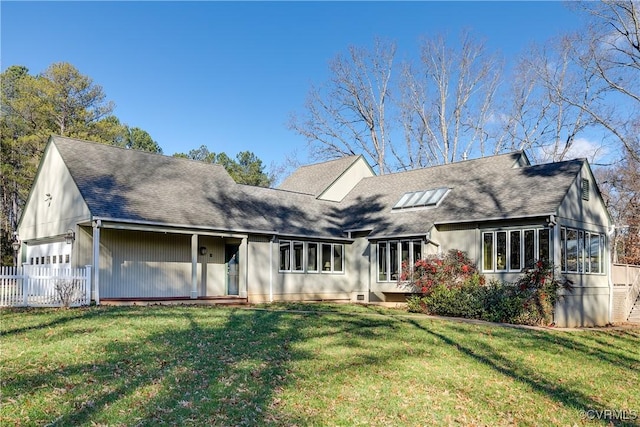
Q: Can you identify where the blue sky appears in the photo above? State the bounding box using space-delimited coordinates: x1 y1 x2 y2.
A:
2 1 585 172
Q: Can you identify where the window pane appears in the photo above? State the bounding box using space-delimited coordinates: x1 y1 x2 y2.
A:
390 242 398 280
322 244 332 271
483 233 493 271
590 234 600 274
307 243 318 272
578 231 584 273
378 242 388 281
510 230 521 270
584 233 591 273
333 245 343 272
566 229 578 272
496 231 507 270
293 242 304 271
412 241 422 264
401 241 410 268
538 229 550 263
279 241 290 271
524 230 535 268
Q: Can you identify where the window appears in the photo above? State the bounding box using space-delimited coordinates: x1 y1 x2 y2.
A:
483 233 493 271
333 245 343 272
482 228 551 272
307 243 318 272
393 188 449 209
378 242 388 281
538 229 550 263
510 230 521 270
280 240 343 273
524 229 535 268
566 229 578 272
293 242 304 272
279 241 291 271
377 240 423 282
561 227 604 274
65 254 70 263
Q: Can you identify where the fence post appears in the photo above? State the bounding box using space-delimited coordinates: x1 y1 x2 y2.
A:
22 265 29 307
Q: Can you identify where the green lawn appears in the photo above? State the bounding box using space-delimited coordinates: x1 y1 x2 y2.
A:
1 304 639 426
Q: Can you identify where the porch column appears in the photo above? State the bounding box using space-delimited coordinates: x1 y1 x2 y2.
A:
92 220 101 305
191 234 198 299
240 237 248 298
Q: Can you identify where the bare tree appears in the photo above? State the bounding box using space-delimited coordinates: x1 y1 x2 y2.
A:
398 31 503 168
289 38 396 174
575 0 640 163
503 36 603 163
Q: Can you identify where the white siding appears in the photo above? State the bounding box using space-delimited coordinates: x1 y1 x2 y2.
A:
18 143 91 241
318 157 375 202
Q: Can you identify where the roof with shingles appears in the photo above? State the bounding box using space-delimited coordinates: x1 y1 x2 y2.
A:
52 136 585 240
340 152 584 238
278 155 363 197
53 136 341 237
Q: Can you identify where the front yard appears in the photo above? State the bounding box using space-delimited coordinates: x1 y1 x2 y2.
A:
1 304 638 426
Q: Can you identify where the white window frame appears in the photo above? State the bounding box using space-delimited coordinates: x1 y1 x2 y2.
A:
560 227 605 275
279 240 344 274
482 228 550 273
377 240 423 282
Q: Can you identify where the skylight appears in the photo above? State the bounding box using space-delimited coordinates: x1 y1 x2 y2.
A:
393 188 449 209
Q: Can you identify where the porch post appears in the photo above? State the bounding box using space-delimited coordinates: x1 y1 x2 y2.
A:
191 234 198 299
92 220 101 305
240 237 248 298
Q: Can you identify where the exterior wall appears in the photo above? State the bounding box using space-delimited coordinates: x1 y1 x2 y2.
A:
18 143 91 242
554 163 612 327
246 237 363 303
77 229 237 299
318 157 375 202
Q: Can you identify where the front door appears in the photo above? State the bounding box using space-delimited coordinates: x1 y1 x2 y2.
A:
225 244 240 296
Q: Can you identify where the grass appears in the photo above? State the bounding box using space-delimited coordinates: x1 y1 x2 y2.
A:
1 304 639 426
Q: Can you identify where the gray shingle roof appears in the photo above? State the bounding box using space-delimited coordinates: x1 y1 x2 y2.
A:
340 152 583 238
55 136 344 238
278 155 362 197
53 136 584 241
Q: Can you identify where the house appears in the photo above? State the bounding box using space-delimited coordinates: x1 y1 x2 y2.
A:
16 135 613 327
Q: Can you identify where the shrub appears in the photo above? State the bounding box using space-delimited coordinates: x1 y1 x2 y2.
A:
404 251 572 326
400 249 482 295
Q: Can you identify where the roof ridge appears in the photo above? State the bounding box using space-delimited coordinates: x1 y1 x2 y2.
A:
52 135 230 171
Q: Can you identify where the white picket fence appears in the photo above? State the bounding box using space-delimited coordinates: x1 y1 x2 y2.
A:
0 265 92 308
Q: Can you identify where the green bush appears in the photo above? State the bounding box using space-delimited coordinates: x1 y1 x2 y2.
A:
405 255 572 326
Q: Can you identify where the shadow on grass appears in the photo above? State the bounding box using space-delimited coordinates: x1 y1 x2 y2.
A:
3 307 310 426
0 306 107 336
403 317 640 427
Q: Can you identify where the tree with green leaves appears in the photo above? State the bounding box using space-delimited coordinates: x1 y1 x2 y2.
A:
173 146 272 187
1 62 160 265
